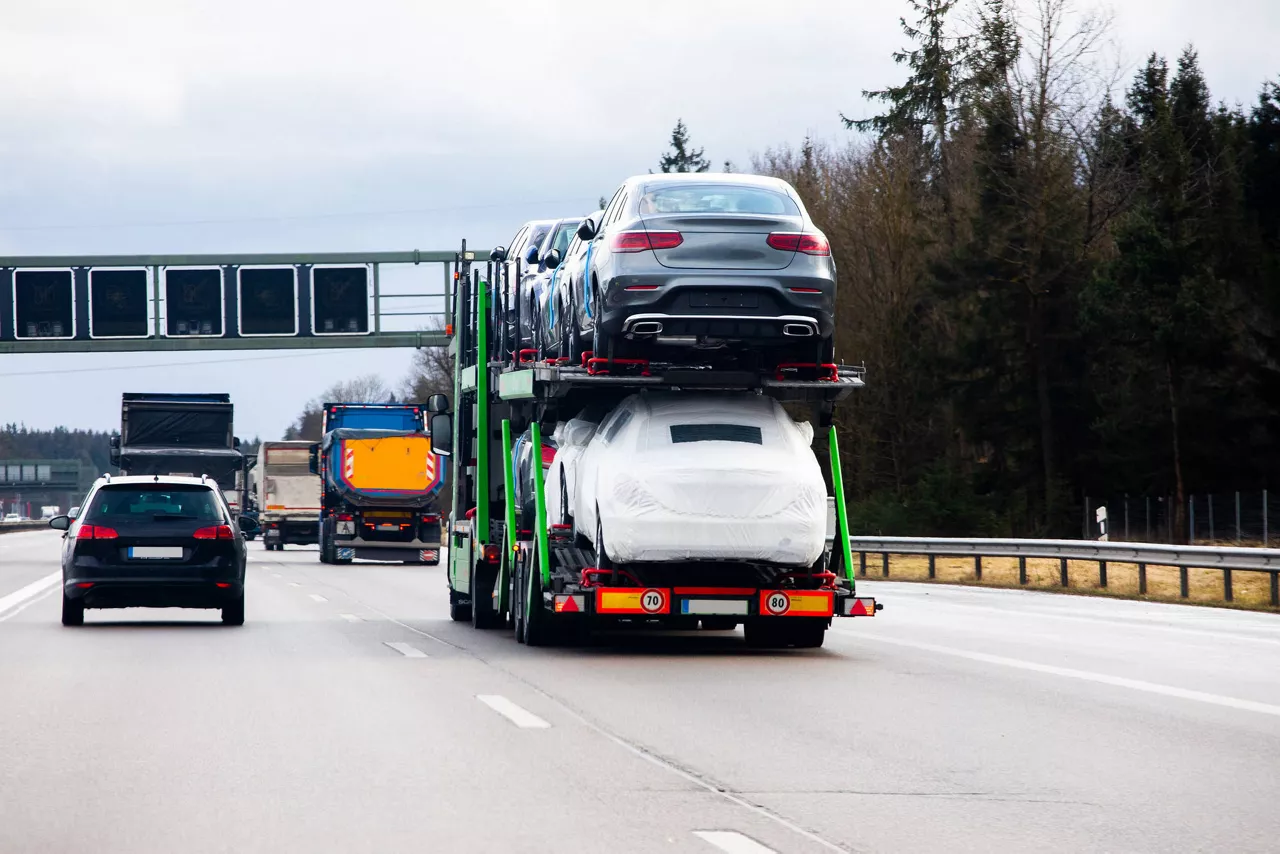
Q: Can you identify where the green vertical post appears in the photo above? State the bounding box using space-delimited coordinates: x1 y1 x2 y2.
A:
530 422 552 586
828 425 856 590
476 278 489 544
499 419 518 613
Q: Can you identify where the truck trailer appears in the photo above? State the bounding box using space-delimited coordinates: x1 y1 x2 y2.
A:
310 403 445 565
257 441 321 550
110 392 246 514
432 245 879 649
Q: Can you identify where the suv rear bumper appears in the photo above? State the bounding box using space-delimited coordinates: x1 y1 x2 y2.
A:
65 578 243 609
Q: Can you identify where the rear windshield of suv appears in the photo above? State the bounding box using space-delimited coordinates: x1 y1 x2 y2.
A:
85 485 224 522
638 186 799 216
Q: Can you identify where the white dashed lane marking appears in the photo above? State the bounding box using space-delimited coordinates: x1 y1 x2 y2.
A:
383 642 428 658
693 831 778 853
476 695 550 729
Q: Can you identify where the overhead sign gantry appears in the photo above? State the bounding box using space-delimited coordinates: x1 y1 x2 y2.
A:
0 248 482 354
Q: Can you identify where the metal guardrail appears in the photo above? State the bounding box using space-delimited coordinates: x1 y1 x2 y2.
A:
0 521 50 534
850 536 1280 606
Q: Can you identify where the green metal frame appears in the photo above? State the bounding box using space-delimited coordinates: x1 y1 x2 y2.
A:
530 422 552 586
499 420 518 613
475 281 490 546
828 425 856 589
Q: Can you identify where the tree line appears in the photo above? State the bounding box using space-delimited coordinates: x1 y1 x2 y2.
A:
752 0 1279 539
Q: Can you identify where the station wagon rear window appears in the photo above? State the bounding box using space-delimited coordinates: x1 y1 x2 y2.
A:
669 424 764 445
85 485 224 522
638 186 799 216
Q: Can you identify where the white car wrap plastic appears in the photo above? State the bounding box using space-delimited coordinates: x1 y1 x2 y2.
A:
574 393 826 565
546 418 598 526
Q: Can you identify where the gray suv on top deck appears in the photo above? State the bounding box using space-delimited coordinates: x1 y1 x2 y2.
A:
570 173 836 364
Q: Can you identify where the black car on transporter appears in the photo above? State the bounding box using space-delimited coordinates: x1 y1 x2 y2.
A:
564 172 836 367
49 474 248 626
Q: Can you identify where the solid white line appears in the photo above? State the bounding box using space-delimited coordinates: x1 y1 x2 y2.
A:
836 630 1280 717
339 613 362 622
694 831 778 854
477 694 551 729
0 572 61 617
383 642 428 658
308 594 328 602
0 586 59 624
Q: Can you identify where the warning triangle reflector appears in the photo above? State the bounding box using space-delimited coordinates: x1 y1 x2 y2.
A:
850 599 870 616
560 596 580 613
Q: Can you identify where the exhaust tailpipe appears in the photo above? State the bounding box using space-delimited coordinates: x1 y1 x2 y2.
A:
782 323 815 337
630 321 664 335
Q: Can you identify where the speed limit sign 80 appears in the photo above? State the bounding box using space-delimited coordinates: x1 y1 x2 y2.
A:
765 591 791 616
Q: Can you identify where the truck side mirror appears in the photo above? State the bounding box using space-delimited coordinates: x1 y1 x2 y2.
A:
234 437 242 449
308 444 320 475
429 413 453 457
426 393 449 414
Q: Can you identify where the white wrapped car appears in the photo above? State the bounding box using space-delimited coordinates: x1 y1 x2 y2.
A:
574 392 827 566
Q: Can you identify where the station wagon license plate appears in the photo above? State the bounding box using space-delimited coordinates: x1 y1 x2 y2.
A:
129 546 183 559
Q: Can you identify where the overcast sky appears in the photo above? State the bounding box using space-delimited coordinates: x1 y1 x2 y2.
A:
1 0 1276 440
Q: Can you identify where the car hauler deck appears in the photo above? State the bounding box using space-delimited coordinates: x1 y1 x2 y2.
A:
432 245 879 648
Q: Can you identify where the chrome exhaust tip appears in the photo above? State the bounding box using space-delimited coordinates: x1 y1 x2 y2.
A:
782 323 815 337
630 321 664 335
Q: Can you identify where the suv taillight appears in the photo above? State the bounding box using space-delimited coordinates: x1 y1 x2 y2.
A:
611 231 683 252
76 525 118 540
766 232 831 255
194 525 234 540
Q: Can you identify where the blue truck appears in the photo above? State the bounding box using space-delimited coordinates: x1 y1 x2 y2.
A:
308 402 446 565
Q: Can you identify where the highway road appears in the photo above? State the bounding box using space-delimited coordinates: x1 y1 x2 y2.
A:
2 530 1279 853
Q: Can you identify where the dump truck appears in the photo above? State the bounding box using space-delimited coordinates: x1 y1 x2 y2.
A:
110 392 246 514
256 440 321 550
430 244 879 649
310 403 445 565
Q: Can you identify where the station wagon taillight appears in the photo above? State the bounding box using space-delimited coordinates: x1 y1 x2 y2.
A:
76 525 118 540
611 231 683 252
193 525 234 540
766 232 831 255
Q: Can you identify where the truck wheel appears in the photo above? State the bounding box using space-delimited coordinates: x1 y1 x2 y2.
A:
745 618 826 649
512 555 527 643
522 542 554 647
449 593 472 623
471 561 501 629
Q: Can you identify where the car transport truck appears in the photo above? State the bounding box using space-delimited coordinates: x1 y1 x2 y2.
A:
110 392 247 515
428 244 879 649
309 402 445 565
256 440 321 550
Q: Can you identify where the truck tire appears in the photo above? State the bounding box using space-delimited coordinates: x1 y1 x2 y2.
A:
449 591 472 623
512 553 527 643
471 561 501 629
744 618 826 649
521 542 554 647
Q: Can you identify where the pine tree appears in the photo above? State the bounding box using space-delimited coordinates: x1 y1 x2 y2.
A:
657 119 710 173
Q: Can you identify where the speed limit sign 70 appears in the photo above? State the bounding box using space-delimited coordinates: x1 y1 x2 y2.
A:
640 588 667 614
765 591 791 615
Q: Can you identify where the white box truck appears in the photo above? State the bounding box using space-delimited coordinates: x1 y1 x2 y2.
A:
257 441 322 550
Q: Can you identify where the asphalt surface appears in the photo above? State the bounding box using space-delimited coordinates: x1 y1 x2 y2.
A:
2 530 1279 853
